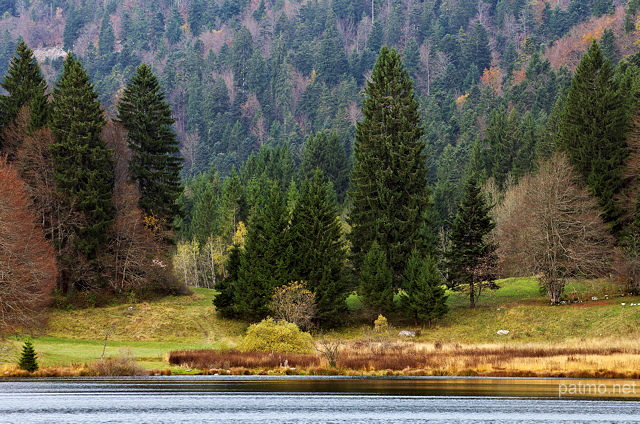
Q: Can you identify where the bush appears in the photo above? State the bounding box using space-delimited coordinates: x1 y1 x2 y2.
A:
88 355 148 376
239 318 314 353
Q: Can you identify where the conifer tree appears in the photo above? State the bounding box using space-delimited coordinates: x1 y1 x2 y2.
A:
359 241 395 316
117 63 183 229
299 131 349 203
401 250 448 325
233 183 293 319
445 174 498 308
290 170 348 327
557 41 629 233
213 243 241 318
349 46 429 285
0 40 48 132
50 53 113 260
18 340 38 372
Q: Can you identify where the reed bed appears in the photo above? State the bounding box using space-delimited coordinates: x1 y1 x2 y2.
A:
168 349 322 370
167 338 640 378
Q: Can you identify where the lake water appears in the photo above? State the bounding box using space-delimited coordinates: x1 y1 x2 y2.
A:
1 376 640 423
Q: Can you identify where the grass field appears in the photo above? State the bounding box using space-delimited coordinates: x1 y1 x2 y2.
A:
2 278 640 376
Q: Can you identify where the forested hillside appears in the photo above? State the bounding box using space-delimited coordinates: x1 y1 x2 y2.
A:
2 0 640 330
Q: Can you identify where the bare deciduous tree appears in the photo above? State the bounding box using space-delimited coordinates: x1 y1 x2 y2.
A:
270 281 317 331
496 153 619 304
0 157 57 332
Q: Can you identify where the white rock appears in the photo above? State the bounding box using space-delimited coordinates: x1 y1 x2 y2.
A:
591 297 598 301
398 330 416 337
496 330 510 335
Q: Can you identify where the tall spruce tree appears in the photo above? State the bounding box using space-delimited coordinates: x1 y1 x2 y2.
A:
50 53 113 260
348 46 429 285
557 41 629 233
359 241 395 316
117 63 183 229
0 40 48 131
445 174 498 308
233 183 293 320
290 170 348 328
401 250 448 325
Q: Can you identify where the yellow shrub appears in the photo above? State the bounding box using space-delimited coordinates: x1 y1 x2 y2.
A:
239 318 314 353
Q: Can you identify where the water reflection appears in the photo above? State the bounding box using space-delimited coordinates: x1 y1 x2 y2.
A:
1 376 640 423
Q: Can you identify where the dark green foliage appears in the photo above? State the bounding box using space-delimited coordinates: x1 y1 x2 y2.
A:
233 184 293 320
401 250 448 325
316 12 349 85
445 174 497 308
290 170 348 328
349 46 430 284
213 243 241 318
18 340 38 372
359 241 394 316
166 6 183 44
299 131 349 203
117 63 183 227
0 40 48 131
50 53 113 260
557 41 629 233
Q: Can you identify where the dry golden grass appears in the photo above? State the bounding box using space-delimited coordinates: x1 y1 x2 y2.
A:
164 337 640 378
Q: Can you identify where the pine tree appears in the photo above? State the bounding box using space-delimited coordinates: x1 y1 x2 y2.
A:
445 174 498 308
557 41 629 233
18 340 39 372
290 170 348 328
0 40 48 131
401 250 448 325
50 53 113 260
213 243 241 318
233 183 293 320
299 131 349 203
348 46 430 285
359 241 395 316
117 64 183 229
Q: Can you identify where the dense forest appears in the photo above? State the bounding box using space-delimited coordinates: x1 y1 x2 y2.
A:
2 0 640 331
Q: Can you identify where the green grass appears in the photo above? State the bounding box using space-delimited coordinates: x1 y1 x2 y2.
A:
3 279 640 370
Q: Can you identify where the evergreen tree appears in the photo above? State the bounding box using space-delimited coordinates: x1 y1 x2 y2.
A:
359 241 395 316
117 63 183 229
299 131 349 203
348 46 430 285
316 12 349 85
50 53 113 260
233 183 293 319
401 250 448 325
18 340 38 372
213 243 241 318
290 170 348 328
166 6 183 44
0 40 48 131
445 174 498 308
557 41 629 233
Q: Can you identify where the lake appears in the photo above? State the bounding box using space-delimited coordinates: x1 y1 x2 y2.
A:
1 376 640 423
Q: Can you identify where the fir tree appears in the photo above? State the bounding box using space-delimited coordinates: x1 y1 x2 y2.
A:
0 40 48 131
233 183 293 320
445 174 498 308
290 170 348 328
557 41 629 233
299 131 349 203
213 243 241 318
18 340 39 372
348 46 430 285
117 63 183 229
401 250 448 325
50 53 113 260
359 241 395 316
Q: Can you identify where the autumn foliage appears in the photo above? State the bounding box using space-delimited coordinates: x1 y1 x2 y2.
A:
0 156 57 331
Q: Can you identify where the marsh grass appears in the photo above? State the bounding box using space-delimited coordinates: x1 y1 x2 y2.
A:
169 349 321 370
